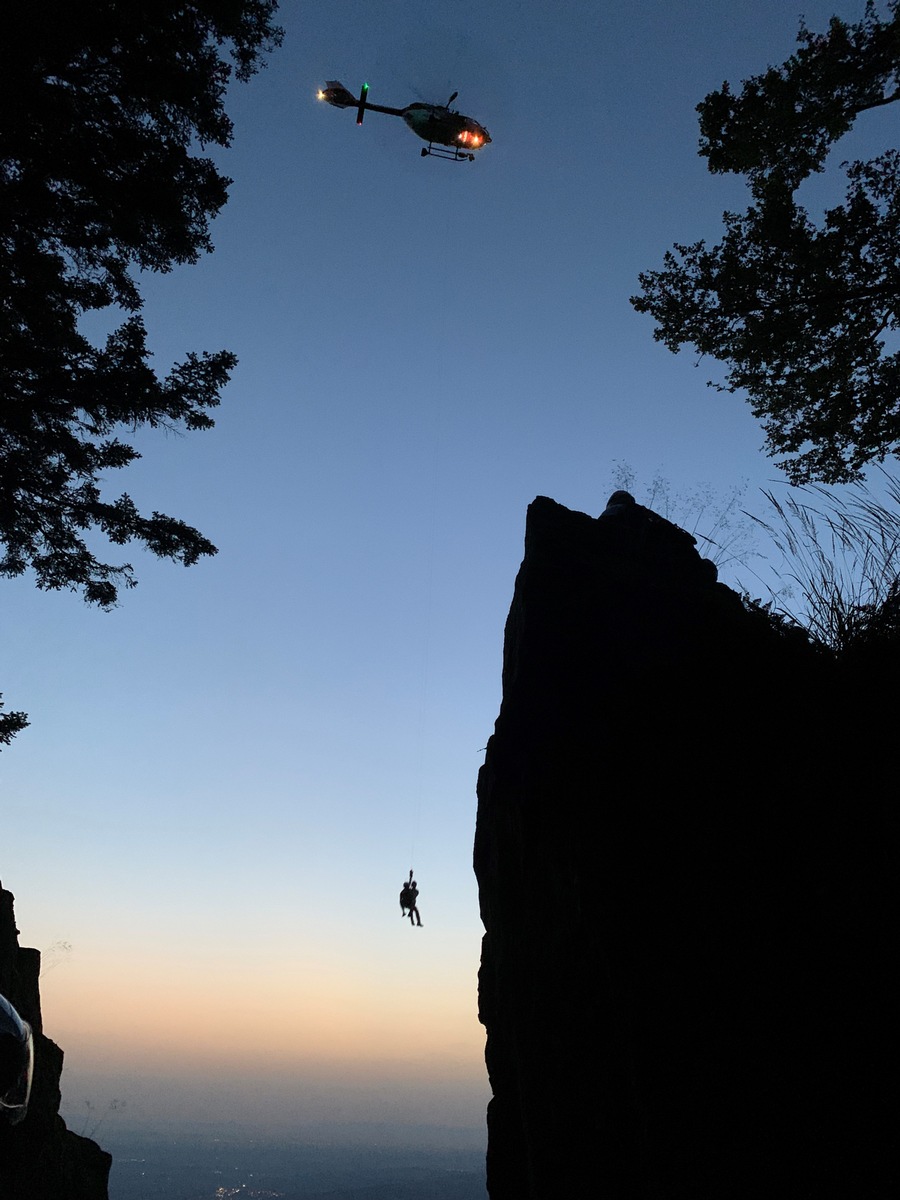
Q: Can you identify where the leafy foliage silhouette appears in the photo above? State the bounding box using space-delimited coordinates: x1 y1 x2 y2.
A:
632 2 900 484
0 697 28 746
0 1 283 744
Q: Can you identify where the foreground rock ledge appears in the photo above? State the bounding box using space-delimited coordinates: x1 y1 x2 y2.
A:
0 883 111 1200
474 496 892 1200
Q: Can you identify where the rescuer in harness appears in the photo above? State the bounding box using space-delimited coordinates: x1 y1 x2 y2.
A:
399 870 423 927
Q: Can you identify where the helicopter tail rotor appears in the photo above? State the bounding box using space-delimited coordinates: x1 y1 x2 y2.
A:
356 81 369 125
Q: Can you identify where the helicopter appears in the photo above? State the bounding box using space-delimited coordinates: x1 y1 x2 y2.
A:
317 81 491 162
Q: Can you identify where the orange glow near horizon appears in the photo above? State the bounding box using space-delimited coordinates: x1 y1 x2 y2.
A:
39 946 486 1083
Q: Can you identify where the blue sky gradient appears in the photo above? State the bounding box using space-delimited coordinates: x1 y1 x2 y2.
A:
1 0 886 1144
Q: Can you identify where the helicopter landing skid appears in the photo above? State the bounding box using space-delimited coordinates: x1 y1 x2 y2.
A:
420 143 476 162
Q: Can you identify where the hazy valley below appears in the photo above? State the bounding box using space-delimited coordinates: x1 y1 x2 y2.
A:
100 1129 487 1200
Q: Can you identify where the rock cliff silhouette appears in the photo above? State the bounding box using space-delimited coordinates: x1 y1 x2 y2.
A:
474 496 892 1199
0 883 111 1199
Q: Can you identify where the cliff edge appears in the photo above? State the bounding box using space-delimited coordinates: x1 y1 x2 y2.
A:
474 496 891 1199
0 883 111 1200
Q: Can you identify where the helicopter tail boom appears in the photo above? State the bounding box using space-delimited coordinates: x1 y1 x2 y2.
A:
318 81 406 123
318 81 356 108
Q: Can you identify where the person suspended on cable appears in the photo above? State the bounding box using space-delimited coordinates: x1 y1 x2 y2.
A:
399 870 422 927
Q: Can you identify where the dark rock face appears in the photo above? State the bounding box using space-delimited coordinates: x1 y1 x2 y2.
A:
474 497 892 1200
0 883 111 1200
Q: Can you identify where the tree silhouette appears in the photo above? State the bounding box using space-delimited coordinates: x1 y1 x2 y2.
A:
0 1 283 743
632 2 900 484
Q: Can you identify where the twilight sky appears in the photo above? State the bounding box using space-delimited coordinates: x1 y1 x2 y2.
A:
0 0 887 1148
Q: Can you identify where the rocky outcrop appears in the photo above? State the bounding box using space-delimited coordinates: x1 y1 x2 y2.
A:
0 883 111 1200
474 496 891 1199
